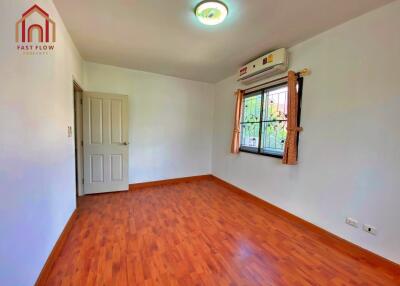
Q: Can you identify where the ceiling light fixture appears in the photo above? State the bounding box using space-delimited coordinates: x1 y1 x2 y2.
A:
195 1 228 26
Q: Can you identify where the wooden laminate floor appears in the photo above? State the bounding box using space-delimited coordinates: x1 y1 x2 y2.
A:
45 179 400 285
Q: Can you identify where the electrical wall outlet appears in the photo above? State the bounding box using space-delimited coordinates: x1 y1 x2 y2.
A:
363 224 377 235
345 217 358 228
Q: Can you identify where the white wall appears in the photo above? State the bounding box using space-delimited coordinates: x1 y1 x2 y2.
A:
0 0 83 285
84 62 214 184
212 1 400 263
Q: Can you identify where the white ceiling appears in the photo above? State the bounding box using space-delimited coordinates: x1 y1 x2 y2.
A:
54 0 393 83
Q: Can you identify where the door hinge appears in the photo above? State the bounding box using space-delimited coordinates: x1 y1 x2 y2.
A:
82 178 84 185
81 140 83 146
80 98 83 105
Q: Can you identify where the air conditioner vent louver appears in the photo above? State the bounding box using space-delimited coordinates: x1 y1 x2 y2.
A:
240 66 275 81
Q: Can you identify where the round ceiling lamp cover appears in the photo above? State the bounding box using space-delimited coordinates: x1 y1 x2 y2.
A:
195 1 228 25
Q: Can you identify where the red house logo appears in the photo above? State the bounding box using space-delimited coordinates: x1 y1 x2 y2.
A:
16 4 56 43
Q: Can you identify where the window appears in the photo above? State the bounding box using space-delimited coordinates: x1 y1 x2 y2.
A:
240 80 302 158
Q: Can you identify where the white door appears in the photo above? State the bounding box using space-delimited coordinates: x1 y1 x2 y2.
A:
82 92 129 194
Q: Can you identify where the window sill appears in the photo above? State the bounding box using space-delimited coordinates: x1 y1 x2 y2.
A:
239 148 283 159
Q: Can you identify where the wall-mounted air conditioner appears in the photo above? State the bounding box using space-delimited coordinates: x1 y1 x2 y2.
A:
237 48 288 85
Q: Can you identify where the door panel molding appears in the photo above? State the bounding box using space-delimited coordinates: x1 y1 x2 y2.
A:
83 92 129 194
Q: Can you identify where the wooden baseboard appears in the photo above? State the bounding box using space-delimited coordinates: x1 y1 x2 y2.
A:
129 174 213 191
210 175 400 276
35 209 78 286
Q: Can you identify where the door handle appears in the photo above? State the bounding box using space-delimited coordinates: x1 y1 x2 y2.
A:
122 142 129 146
